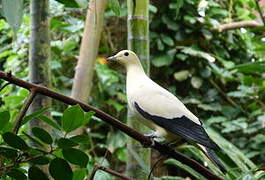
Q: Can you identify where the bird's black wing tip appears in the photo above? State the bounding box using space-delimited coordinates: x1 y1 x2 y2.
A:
205 147 227 174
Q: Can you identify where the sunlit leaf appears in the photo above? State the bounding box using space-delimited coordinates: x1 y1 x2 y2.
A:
62 105 85 133
109 0 121 16
73 168 87 180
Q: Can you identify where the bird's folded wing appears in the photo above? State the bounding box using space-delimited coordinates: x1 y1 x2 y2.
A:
132 89 219 150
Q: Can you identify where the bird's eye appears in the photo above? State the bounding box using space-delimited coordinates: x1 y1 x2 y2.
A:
124 52 129 56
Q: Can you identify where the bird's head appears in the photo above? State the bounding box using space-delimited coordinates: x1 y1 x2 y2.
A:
107 50 140 67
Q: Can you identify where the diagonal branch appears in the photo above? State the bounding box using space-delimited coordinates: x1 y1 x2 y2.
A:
12 88 37 134
0 71 223 180
255 0 265 25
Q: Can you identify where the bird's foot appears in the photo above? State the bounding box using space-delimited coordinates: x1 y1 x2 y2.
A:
142 132 157 148
144 132 158 138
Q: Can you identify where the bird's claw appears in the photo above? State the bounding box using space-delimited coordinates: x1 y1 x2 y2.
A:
144 132 157 138
142 132 157 148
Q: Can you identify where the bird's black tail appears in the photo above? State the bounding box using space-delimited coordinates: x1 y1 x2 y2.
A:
204 147 227 174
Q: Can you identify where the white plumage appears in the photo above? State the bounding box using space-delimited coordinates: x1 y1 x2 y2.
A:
107 50 226 173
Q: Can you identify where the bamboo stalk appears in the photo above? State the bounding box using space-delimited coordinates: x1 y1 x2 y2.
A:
126 0 151 179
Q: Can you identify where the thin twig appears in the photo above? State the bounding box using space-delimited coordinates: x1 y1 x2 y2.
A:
209 78 237 107
88 165 99 180
12 88 37 134
0 82 11 92
97 165 134 180
217 20 262 32
209 78 248 116
0 71 223 180
255 0 265 25
148 155 168 180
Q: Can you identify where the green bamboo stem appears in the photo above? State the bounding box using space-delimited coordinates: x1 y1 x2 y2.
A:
126 0 150 179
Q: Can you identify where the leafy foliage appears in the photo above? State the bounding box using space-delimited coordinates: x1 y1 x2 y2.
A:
0 105 92 179
0 0 265 179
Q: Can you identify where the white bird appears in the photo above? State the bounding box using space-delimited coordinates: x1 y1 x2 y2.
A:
107 50 226 173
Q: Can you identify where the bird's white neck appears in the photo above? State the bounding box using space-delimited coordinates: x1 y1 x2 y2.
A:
126 61 148 95
126 61 146 79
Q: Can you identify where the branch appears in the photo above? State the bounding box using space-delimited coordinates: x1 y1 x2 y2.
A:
217 20 262 32
12 89 37 134
0 71 223 180
89 165 134 180
255 0 265 25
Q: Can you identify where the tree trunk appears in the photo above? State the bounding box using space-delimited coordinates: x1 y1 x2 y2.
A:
29 0 51 175
126 0 151 179
71 0 107 136
71 0 107 102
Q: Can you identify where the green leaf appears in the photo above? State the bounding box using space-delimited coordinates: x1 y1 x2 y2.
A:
73 168 87 180
152 50 176 67
161 176 186 180
2 0 23 35
106 100 124 112
0 146 18 159
206 116 227 125
207 128 256 171
38 115 61 130
62 105 85 133
21 107 50 126
32 127 53 144
0 111 10 131
54 0 79 8
178 46 215 62
62 148 89 167
49 158 73 180
231 61 265 74
161 34 174 46
7 168 27 180
2 132 29 150
165 159 207 180
191 76 203 89
30 156 50 165
28 166 49 180
69 135 90 144
109 0 121 16
169 0 184 18
173 70 189 81
58 138 78 148
22 131 44 147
